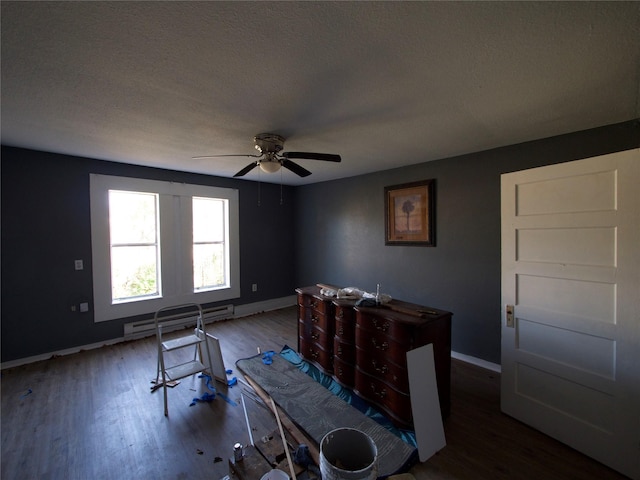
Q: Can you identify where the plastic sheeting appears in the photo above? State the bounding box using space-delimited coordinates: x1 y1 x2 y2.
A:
279 346 417 448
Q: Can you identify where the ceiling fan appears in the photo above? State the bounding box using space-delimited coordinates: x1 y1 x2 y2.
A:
194 133 341 178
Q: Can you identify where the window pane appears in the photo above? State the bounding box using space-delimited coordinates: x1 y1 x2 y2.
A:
109 191 157 244
109 190 160 303
193 244 225 291
111 245 159 301
193 196 227 292
193 197 224 243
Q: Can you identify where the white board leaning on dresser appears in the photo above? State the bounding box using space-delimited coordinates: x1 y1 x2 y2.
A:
407 343 446 462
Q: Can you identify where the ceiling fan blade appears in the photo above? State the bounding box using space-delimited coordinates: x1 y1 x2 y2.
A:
192 154 261 159
283 152 341 162
282 159 312 177
233 162 258 177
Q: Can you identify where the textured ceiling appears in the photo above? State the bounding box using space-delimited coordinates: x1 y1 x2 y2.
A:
2 1 639 185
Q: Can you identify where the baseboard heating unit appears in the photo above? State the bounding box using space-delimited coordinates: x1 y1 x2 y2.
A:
123 304 234 340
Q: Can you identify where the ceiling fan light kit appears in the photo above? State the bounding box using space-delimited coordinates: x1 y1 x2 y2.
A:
195 132 341 178
259 160 282 173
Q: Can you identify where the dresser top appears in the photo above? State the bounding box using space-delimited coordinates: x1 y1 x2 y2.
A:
296 285 452 323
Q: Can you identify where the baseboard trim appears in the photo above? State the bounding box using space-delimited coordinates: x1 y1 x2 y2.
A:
232 295 297 318
1 295 298 370
452 351 501 373
3 298 501 374
0 337 126 370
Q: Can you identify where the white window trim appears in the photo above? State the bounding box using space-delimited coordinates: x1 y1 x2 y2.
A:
90 174 240 322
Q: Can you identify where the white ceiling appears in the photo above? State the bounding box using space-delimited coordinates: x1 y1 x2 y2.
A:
2 1 639 185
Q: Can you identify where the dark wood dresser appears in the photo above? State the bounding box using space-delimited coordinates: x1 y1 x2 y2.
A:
296 285 452 427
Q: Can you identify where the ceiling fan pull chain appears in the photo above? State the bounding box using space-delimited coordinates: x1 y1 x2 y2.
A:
280 169 284 205
257 169 261 207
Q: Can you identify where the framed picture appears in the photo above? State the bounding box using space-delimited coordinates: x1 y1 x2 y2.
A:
385 179 435 246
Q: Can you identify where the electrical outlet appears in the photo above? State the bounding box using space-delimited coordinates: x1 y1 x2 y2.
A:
80 302 89 312
74 259 84 270
252 283 258 292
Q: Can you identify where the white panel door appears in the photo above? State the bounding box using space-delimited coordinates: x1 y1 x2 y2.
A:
501 149 640 479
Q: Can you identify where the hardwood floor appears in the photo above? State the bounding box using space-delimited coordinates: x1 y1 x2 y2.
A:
1 306 628 480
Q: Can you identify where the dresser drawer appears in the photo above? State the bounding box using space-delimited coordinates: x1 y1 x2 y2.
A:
355 345 409 392
333 337 356 365
298 293 332 314
356 310 413 345
299 318 332 345
335 317 355 344
333 355 355 387
354 367 412 426
355 324 408 367
310 324 331 346
334 303 356 342
299 337 333 373
298 306 332 333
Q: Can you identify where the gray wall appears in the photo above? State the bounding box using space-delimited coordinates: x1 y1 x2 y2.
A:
293 120 639 364
2 120 638 364
1 147 296 363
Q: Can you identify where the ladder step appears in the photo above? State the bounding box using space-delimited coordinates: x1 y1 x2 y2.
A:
165 361 206 381
162 334 203 351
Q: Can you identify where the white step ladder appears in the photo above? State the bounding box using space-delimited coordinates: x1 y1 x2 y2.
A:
154 303 213 416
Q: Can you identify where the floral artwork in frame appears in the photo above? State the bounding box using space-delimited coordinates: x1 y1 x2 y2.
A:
385 179 435 246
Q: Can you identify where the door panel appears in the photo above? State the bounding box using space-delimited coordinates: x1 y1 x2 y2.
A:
515 362 615 429
517 226 616 266
501 149 639 479
514 169 616 215
517 274 616 321
516 318 615 377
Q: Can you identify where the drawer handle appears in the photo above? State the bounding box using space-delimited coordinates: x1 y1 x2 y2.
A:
310 350 319 360
371 384 387 399
336 310 344 320
338 326 344 335
337 345 343 356
372 359 388 374
371 338 389 351
337 366 343 376
372 319 390 332
311 315 319 323
311 332 319 340
311 300 318 308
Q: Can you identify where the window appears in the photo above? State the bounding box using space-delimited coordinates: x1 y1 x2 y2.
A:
192 196 227 292
109 190 160 302
90 174 239 322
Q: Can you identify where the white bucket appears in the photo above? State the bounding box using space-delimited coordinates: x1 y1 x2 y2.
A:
260 469 289 480
320 428 378 480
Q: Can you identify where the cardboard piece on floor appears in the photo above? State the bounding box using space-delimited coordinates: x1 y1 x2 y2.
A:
407 343 446 461
150 379 180 392
195 328 227 384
